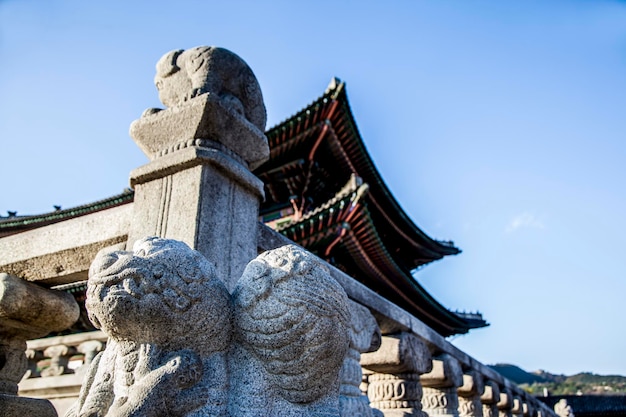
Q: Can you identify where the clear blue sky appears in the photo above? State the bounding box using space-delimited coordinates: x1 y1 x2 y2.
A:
2 1 625 376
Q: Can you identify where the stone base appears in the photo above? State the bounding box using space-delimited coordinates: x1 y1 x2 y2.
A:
0 393 58 417
129 93 269 169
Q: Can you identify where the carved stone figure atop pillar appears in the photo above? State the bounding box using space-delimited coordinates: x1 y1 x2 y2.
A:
127 46 269 291
480 379 501 417
0 273 79 417
133 46 268 166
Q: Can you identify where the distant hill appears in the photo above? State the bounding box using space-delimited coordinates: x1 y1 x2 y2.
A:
489 364 626 396
488 364 551 385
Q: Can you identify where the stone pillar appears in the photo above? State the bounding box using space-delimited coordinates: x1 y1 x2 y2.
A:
0 273 79 416
522 399 534 417
497 388 513 417
340 300 382 417
361 332 432 417
511 396 524 417
480 380 500 417
127 46 269 291
457 370 484 417
420 354 463 417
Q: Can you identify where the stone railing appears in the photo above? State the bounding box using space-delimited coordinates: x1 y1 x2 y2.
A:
258 224 558 417
16 229 558 417
18 331 107 415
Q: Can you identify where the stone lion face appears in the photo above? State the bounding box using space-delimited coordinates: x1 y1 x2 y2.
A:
86 237 226 346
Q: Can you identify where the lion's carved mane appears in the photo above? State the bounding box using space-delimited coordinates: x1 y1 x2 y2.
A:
68 237 232 417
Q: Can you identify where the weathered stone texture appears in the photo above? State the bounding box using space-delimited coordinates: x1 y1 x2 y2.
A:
127 47 268 292
420 354 463 417
362 333 432 417
0 205 131 284
231 244 350 416
339 300 381 417
68 239 351 416
69 238 232 416
131 46 268 168
0 273 79 416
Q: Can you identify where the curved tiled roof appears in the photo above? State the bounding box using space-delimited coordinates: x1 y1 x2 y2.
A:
0 189 134 237
257 78 459 272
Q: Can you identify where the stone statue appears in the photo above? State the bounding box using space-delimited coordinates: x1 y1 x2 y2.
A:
130 46 269 170
67 237 232 417
230 244 351 416
152 46 266 131
68 239 352 416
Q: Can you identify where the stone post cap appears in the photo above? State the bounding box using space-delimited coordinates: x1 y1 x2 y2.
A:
360 331 432 374
0 273 79 339
480 380 501 403
420 353 463 388
458 370 485 397
130 46 269 169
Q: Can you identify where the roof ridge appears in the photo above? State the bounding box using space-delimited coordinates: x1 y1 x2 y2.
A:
0 188 134 229
265 77 344 135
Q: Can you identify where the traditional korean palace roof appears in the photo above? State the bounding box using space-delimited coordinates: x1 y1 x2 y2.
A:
0 189 134 238
0 79 487 336
255 78 486 335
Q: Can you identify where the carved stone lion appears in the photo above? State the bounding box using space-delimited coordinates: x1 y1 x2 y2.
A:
67 237 232 417
152 46 266 131
230 244 351 416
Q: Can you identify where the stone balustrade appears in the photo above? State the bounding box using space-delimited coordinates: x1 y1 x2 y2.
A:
361 332 432 417
458 370 485 417
259 224 559 417
9 229 560 417
4 202 560 417
498 388 513 417
481 379 501 417
18 331 106 415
